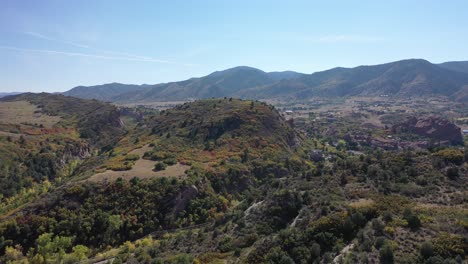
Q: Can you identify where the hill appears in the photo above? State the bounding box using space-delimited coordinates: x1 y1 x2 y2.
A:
0 97 306 260
0 94 466 264
0 92 22 98
63 59 468 103
0 93 126 200
438 61 468 74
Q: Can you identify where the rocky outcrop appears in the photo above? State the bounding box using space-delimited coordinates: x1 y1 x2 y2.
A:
392 116 463 145
172 185 199 217
58 143 91 168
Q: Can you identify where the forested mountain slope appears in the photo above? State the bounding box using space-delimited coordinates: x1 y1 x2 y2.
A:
63 59 468 103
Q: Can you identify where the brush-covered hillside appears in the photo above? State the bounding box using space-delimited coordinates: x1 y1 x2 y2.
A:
0 93 125 202
0 96 310 263
0 94 466 264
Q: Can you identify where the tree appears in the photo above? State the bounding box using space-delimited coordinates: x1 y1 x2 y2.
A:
105 215 122 244
446 167 459 180
36 233 73 262
241 148 249 163
407 215 421 230
174 254 192 264
403 208 421 230
372 219 385 236
265 247 294 264
310 243 321 260
18 135 26 145
73 245 89 259
379 244 394 264
420 241 434 259
3 245 27 263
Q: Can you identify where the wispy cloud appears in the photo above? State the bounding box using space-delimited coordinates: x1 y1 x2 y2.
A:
17 31 196 66
316 34 385 43
23 31 91 49
0 45 197 66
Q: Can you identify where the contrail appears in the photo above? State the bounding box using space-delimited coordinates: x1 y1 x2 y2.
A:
0 45 194 65
18 31 197 66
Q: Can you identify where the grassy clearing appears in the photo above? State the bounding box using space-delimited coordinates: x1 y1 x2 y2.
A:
0 101 61 128
89 145 190 182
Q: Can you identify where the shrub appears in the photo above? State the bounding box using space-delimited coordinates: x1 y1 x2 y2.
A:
446 167 459 180
218 236 233 253
375 236 387 249
372 219 385 236
154 162 167 171
433 232 465 258
382 211 393 223
406 214 421 230
144 151 174 161
420 241 435 259
239 233 258 248
403 208 421 230
434 149 464 165
124 154 140 161
164 158 178 166
384 226 395 236
106 162 133 171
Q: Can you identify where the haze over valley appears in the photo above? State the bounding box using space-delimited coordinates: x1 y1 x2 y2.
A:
0 1 467 264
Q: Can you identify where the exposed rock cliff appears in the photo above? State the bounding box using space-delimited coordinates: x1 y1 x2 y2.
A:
392 116 463 145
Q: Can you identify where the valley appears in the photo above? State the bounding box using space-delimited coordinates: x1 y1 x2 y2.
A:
2 1 468 263
0 92 465 264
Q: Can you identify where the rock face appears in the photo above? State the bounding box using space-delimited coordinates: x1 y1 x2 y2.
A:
172 185 199 217
392 116 463 145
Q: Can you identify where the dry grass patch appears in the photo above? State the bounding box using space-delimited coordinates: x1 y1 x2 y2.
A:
348 198 375 209
89 144 190 182
0 101 62 128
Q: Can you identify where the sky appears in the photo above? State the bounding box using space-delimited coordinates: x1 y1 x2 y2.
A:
1 0 467 93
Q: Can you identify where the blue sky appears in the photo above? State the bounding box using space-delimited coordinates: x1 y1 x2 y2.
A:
1 0 467 92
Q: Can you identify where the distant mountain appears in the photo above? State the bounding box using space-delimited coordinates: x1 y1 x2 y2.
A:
0 92 22 98
64 83 150 101
64 67 288 103
267 70 305 81
119 66 276 102
438 61 468 74
63 59 468 102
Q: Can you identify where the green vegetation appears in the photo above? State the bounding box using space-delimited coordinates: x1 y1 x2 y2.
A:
0 94 126 206
0 95 466 263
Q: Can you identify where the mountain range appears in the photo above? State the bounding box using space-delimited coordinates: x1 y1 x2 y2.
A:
63 59 468 102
